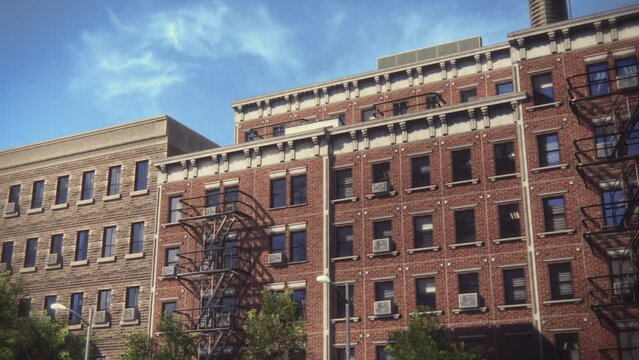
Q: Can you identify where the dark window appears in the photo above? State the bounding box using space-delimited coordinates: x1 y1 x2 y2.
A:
602 189 625 227
494 142 516 175
375 281 394 301
459 272 479 294
425 94 440 109
372 162 390 183
392 101 408 116
31 181 44 209
107 166 121 195
498 203 521 238
126 286 140 308
165 247 180 266
335 169 353 199
134 160 149 191
272 126 285 137
290 231 306 262
44 295 57 319
362 108 376 121
616 57 638 89
97 289 111 311
102 226 116 257
69 292 83 324
504 268 526 304
587 63 610 96
168 195 182 223
162 301 177 319
373 220 392 240
550 263 573 300
461 88 477 103
245 130 258 142
1 241 13 267
543 196 567 232
291 175 307 205
204 189 220 211
75 231 89 261
555 332 580 360
270 178 286 208
50 234 63 255
292 289 306 319
507 334 538 360
452 149 472 181
538 133 560 167
496 81 513 95
18 298 31 317
413 215 433 248
532 73 554 105
223 186 239 205
411 156 430 188
335 283 354 318
55 176 68 204
335 226 353 257
594 125 617 159
130 222 144 254
24 238 37 268
455 210 476 244
81 171 94 200
336 348 355 360
376 346 390 360
270 233 286 255
416 277 436 308
8 184 20 204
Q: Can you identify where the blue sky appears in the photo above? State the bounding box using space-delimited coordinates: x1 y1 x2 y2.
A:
0 0 636 150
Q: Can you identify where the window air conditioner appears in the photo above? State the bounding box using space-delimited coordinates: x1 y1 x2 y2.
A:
162 265 177 277
268 253 283 264
458 293 479 309
4 202 16 215
216 312 231 328
372 238 391 253
0 262 8 271
224 203 238 212
122 307 139 322
618 74 639 90
204 207 217 216
371 181 389 194
373 300 393 316
46 253 61 266
613 281 634 295
94 310 109 324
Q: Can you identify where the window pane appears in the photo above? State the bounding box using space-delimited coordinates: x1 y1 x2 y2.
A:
24 238 37 268
455 210 476 243
497 82 513 95
550 263 573 300
416 277 436 308
44 295 57 319
459 273 479 294
376 346 390 360
587 63 610 96
97 290 111 311
452 149 472 181
461 89 477 103
1 242 14 266
270 178 286 208
372 162 390 183
291 175 307 205
272 126 285 137
602 189 625 227
75 231 89 261
373 220 392 239
245 130 258 142
130 222 144 254
543 196 566 232
292 289 306 319
411 156 430 187
425 94 440 109
134 160 149 191
336 226 353 257
555 333 580 360
616 57 638 89
126 287 140 308
50 234 63 255
392 101 408 116
166 247 180 266
362 108 377 121
532 73 554 105
504 268 526 304
335 169 353 198
163 301 177 319
291 231 307 262
375 281 394 301
335 284 354 318
8 184 20 204
107 166 121 195
494 142 516 175
169 196 182 223
69 293 83 324
81 171 94 200
31 181 44 209
413 215 433 248
538 133 560 167
499 203 521 238
270 233 286 254
102 227 116 257
55 176 69 204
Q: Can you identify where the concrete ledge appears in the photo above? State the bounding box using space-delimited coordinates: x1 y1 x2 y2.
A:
330 317 360 324
497 303 531 311
367 251 398 259
103 194 121 202
526 101 563 112
543 298 582 305
70 260 89 267
3 212 18 218
492 236 526 244
365 191 397 200
51 203 68 210
407 246 440 254
368 313 401 320
445 179 479 188
76 198 94 206
125 252 145 260
331 255 359 262
538 229 575 238
68 324 83 330
488 173 520 182
19 267 37 273
410 310 443 316
405 185 437 194
452 306 488 314
26 207 43 214
330 196 358 204
449 241 484 249
44 263 62 270
130 189 149 197
97 256 116 264
531 163 568 173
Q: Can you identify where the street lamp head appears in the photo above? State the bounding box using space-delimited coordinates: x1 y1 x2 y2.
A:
50 303 67 311
316 274 332 285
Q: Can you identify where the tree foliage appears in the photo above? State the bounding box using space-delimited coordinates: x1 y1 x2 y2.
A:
119 315 197 360
384 307 484 360
243 290 306 360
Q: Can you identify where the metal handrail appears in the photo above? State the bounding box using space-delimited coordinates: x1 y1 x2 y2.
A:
566 65 639 101
174 305 243 332
372 92 446 119
581 199 639 234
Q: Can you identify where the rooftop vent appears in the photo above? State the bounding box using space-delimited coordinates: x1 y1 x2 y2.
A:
529 0 569 27
377 36 482 70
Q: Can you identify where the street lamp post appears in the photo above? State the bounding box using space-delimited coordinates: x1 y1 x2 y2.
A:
51 303 92 360
317 274 350 360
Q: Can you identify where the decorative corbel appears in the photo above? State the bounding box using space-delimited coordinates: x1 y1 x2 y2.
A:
426 116 435 138
293 93 300 111
352 80 360 98
439 114 448 136
374 75 381 93
399 121 408 143
256 101 263 118
288 140 296 161
468 109 477 131
416 67 424 85
277 143 285 163
323 87 329 104
361 128 370 149
481 106 490 128
350 130 358 152
440 62 447 80
285 95 291 112
189 159 198 178
253 147 261 167
450 59 458 78
180 160 188 179
243 149 252 168
510 101 519 123
517 38 526 60
211 155 220 174
221 153 229 172
548 31 557 54
609 18 618 41
312 136 320 156
313 89 320 106
384 73 391 92
343 83 350 100
485 52 493 70
594 21 603 44
406 69 414 87
265 99 272 116
474 54 481 73
235 105 245 122
561 28 571 51
158 164 168 183
387 123 396 145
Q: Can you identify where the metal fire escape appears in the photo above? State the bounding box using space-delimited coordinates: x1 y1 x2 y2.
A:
166 190 266 360
568 64 639 359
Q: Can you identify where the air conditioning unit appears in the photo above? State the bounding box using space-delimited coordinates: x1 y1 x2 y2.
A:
268 253 283 264
216 312 231 328
200 262 211 272
371 181 389 194
618 74 639 90
459 293 479 309
204 206 217 216
162 265 177 277
4 202 17 215
372 238 391 253
224 203 238 212
613 281 634 295
0 263 8 271
373 300 393 316
94 310 109 324
596 141 616 159
122 307 139 322
46 253 61 266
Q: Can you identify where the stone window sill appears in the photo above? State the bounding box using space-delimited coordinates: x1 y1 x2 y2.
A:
365 191 397 200
288 203 308 209
368 313 401 320
27 207 43 214
19 267 37 273
287 260 308 265
161 222 181 228
497 303 531 311
97 256 116 264
130 189 149 197
407 246 440 254
449 241 484 249
120 319 140 326
452 306 488 314
543 298 582 305
445 179 479 188
489 173 520 182
68 324 83 330
330 317 360 324
538 229 575 238
45 263 62 270
268 206 287 211
70 260 88 267
93 322 111 329
410 310 443 316
51 203 68 210
367 251 399 259
3 212 18 218
331 196 358 204
492 236 526 245
125 253 144 260
526 101 563 112
103 194 121 202
405 185 437 194
531 164 568 173
76 199 94 206
331 255 359 263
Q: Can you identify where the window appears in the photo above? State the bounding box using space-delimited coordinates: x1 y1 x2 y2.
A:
204 189 220 211
270 233 285 256
245 130 259 142
134 160 149 191
81 171 94 200
18 298 31 317
69 292 83 324
602 189 625 227
270 178 286 208
97 289 111 311
290 231 306 262
459 272 479 294
555 332 580 360
1 241 14 267
543 196 567 232
461 88 477 103
126 286 140 309
223 186 239 205
375 281 394 302
413 215 433 248
24 238 37 268
496 81 513 95
376 346 390 360
335 283 354 318
336 348 355 360
550 263 573 300
292 289 306 319
538 133 560 167
504 268 526 305
494 142 516 175
55 176 69 204
335 169 353 199
8 184 20 205
165 247 180 266
373 221 392 242
362 108 376 121
335 226 353 257
75 231 89 261
532 73 554 105
44 295 57 318
594 125 617 159
588 63 610 96
130 222 144 254
410 156 430 188
392 101 408 116
452 149 472 181
455 209 476 244
162 301 177 319
416 277 436 309
31 180 44 209
425 94 440 109
50 234 63 256
372 162 390 183
107 166 121 195
616 57 638 89
272 126 285 137
498 203 521 238
290 175 307 205
102 226 116 257
168 195 182 223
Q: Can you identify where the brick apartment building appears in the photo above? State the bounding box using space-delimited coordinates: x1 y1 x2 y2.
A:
0 116 215 358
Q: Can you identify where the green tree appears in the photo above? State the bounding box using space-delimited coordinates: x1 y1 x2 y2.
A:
119 315 197 360
384 307 484 360
243 290 306 360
